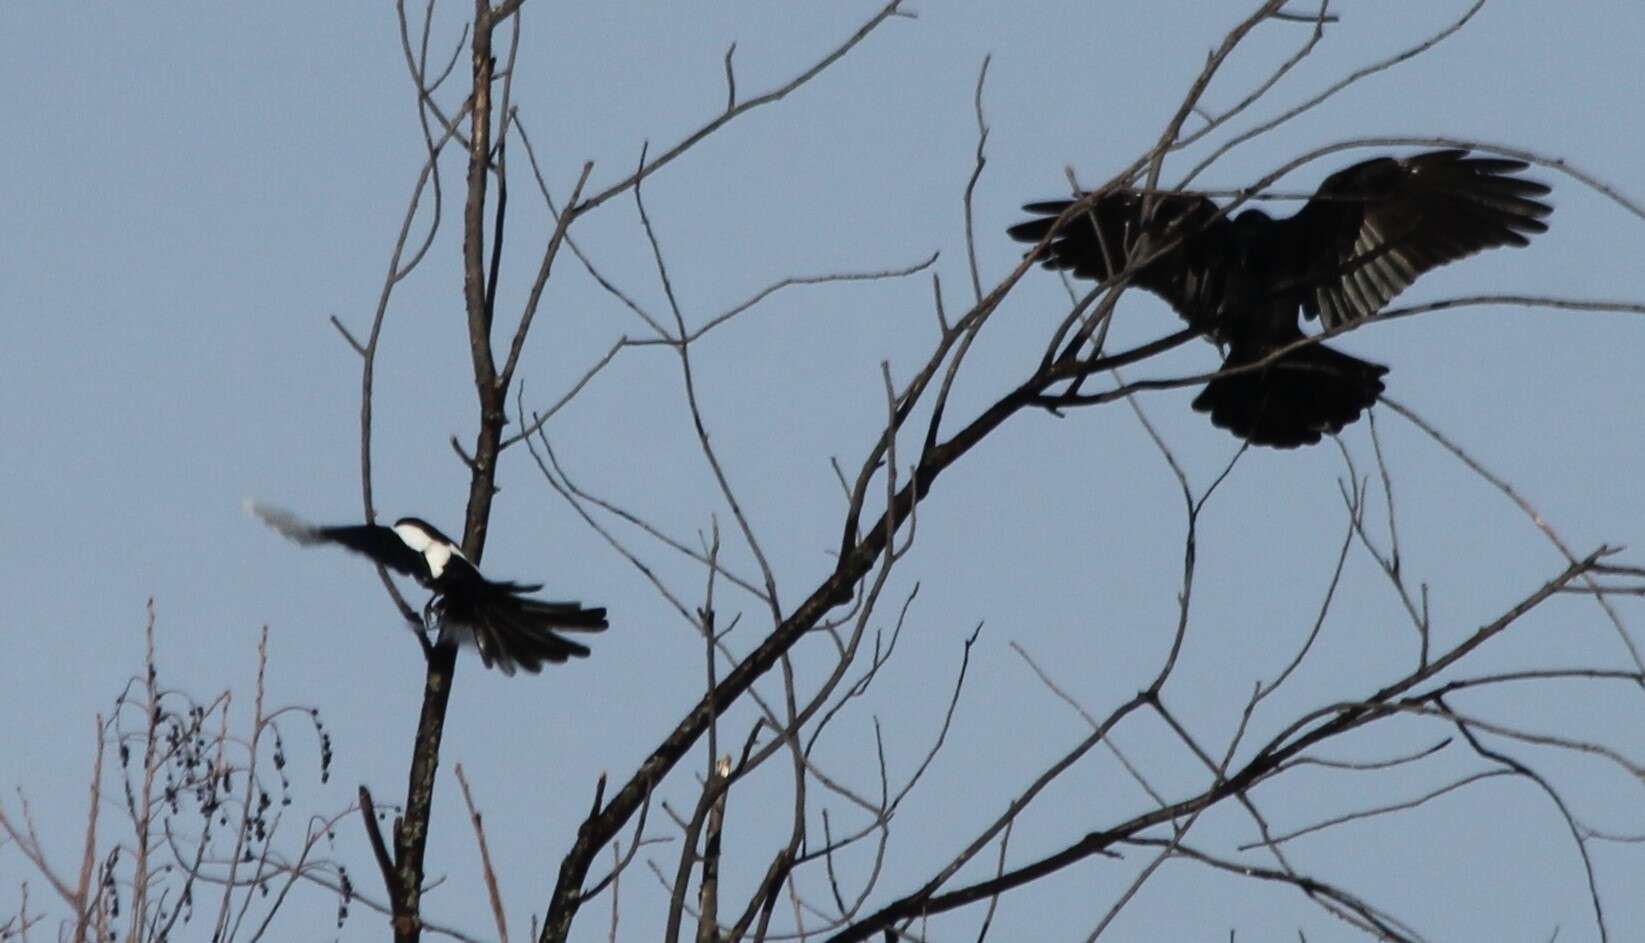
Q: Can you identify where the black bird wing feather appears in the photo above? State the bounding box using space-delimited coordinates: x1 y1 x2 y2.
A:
1283 150 1552 328
1006 190 1233 324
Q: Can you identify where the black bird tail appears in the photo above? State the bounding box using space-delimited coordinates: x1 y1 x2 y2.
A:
443 587 608 677
1191 340 1387 448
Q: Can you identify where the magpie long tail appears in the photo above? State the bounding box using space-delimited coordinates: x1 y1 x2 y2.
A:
1191 340 1387 449
515 598 609 631
455 591 608 677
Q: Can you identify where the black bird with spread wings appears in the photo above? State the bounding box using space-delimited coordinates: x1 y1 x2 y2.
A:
1007 150 1552 447
250 503 607 676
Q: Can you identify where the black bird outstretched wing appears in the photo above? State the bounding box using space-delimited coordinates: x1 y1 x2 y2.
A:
1005 190 1233 323
1282 150 1552 328
248 502 429 579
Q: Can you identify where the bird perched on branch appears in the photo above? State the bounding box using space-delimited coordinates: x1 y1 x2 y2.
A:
1008 149 1552 448
249 502 607 676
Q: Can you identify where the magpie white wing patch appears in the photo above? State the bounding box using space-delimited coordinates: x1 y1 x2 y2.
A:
422 541 455 579
391 522 469 579
391 522 433 552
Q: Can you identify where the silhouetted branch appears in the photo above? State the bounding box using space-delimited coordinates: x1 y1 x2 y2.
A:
570 0 911 217
1382 396 1645 673
358 787 402 911
455 766 509 943
1444 703 1608 941
1179 0 1486 188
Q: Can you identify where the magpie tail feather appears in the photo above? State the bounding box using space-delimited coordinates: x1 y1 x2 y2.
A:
450 586 608 676
514 598 609 631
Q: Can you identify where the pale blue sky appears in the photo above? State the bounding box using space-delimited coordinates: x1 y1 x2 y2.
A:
5 2 1645 940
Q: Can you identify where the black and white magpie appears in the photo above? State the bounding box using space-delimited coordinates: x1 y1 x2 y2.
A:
249 503 608 676
1008 149 1552 447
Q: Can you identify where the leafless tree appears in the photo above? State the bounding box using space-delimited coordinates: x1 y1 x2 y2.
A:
0 605 373 943
8 2 1645 942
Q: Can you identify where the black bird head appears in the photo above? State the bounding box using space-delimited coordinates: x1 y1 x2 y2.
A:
1231 207 1275 239
1227 209 1277 266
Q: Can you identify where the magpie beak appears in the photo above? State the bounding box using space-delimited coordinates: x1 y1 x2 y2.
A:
248 502 608 676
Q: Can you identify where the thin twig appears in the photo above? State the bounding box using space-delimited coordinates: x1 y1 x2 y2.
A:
455 766 509 943
571 0 910 215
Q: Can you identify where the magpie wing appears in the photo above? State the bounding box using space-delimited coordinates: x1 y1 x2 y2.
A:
313 525 429 578
1282 149 1552 329
1006 189 1235 323
249 503 429 579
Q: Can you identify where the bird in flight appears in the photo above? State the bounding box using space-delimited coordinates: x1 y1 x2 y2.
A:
1008 149 1552 447
249 503 608 676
